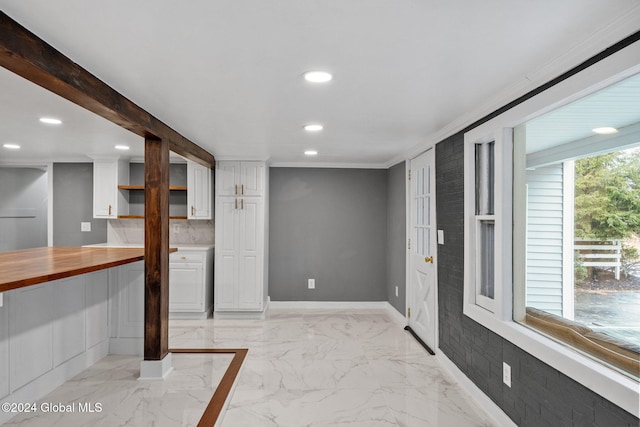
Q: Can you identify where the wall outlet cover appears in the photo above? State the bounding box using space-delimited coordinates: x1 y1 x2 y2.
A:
81 222 91 232
308 279 315 289
503 362 512 387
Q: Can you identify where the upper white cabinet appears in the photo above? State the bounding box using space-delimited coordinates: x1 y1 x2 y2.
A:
187 161 213 220
216 161 264 197
93 159 129 218
215 161 268 315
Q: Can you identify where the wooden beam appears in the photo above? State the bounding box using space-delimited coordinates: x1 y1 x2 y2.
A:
0 11 215 168
144 137 170 360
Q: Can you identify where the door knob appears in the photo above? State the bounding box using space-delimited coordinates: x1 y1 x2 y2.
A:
425 256 433 263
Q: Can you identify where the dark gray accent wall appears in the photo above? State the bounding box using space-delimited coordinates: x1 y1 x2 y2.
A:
269 168 387 301
436 135 639 426
0 167 48 251
386 161 406 314
52 163 107 246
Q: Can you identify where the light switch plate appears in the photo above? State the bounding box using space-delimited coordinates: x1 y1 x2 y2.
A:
81 222 91 232
437 229 445 244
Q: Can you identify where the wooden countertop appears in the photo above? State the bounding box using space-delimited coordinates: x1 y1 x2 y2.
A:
0 247 146 292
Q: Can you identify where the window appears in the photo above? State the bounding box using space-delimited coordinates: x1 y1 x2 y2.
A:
460 41 640 414
463 130 512 321
513 72 640 380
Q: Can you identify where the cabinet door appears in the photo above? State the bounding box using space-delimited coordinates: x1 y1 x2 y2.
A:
93 160 117 218
169 262 204 311
238 198 263 309
187 161 212 219
240 162 264 196
215 197 240 309
10 284 53 391
216 161 241 196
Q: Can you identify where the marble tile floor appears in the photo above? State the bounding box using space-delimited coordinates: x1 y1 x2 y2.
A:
4 309 497 426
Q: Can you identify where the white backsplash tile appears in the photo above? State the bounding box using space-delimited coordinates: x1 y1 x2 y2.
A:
107 219 214 245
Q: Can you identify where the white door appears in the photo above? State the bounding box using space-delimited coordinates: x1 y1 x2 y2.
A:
408 148 437 352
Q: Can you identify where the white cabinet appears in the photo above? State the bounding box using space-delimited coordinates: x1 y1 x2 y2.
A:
93 158 129 218
114 261 145 338
215 161 268 315
169 248 213 318
216 161 264 197
187 161 213 219
86 270 109 350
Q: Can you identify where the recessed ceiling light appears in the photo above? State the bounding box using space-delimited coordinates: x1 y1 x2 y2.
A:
39 117 62 125
304 124 323 132
592 127 618 135
114 145 130 150
303 71 332 83
304 150 318 156
3 143 20 149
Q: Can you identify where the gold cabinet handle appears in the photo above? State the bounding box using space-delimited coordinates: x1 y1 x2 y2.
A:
108 204 112 215
234 184 238 195
241 184 244 195
240 199 244 209
235 199 238 209
180 256 186 260
191 206 195 216
425 256 433 263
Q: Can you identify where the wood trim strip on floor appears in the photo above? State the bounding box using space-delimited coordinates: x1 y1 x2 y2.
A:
169 348 248 427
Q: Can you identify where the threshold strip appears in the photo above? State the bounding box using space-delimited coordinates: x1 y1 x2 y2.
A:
169 348 248 427
404 326 435 355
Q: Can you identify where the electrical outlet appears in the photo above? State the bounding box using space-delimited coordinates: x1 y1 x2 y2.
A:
395 286 398 297
308 279 315 289
81 222 91 232
437 229 445 244
503 362 511 387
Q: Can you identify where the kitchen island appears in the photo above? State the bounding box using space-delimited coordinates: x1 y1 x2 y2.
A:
0 246 165 424
0 246 145 292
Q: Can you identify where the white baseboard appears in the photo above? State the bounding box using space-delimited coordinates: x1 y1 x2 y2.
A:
268 301 390 310
384 302 407 326
436 349 517 427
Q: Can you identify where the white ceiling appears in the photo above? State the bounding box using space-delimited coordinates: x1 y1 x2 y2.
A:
1 1 639 166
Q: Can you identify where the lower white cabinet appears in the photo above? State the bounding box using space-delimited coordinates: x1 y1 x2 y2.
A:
169 248 213 318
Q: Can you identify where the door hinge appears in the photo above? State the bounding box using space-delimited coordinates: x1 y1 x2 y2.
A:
407 307 411 319
407 239 411 250
408 169 411 180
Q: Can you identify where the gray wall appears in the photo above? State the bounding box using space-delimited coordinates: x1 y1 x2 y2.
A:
52 163 107 246
386 161 406 314
269 168 388 301
0 167 48 251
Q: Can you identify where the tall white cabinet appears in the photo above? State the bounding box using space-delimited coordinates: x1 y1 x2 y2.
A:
215 161 269 317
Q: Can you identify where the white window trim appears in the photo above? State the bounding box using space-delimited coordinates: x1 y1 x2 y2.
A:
464 129 513 321
461 41 640 417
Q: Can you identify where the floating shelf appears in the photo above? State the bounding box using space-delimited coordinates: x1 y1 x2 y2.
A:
117 215 188 220
118 185 188 191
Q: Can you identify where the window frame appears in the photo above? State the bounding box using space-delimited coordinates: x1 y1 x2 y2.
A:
461 41 640 417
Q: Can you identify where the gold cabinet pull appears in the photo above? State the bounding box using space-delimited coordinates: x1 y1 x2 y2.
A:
235 199 238 209
241 184 244 195
240 199 244 209
234 184 238 195
425 256 433 263
108 204 112 215
191 206 195 216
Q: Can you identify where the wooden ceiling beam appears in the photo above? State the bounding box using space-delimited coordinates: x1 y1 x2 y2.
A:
0 11 215 168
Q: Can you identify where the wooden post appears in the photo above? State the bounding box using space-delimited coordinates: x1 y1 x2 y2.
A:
144 137 170 361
